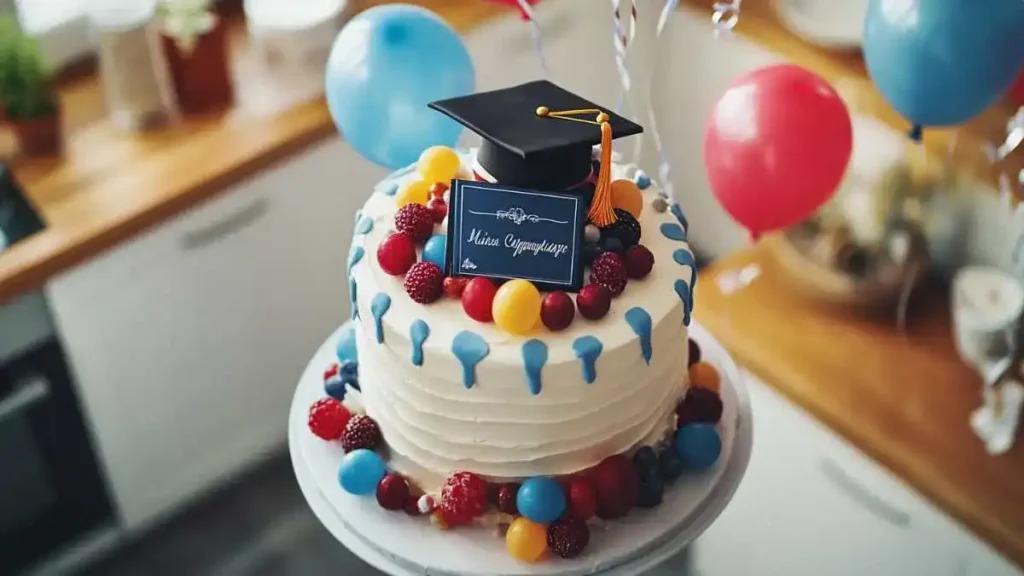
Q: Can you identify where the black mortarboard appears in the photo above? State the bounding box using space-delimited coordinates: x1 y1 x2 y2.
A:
429 80 643 191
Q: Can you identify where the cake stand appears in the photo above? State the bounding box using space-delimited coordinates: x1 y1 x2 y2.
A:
289 321 753 575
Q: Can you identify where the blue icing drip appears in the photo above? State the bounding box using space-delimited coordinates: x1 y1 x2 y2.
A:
383 182 399 196
354 209 362 225
625 307 653 365
521 339 548 395
452 331 489 389
355 216 374 235
670 202 689 232
336 322 358 364
347 246 365 276
672 248 698 292
349 276 359 320
410 320 430 367
572 336 603 384
674 279 693 326
370 293 391 344
660 223 687 242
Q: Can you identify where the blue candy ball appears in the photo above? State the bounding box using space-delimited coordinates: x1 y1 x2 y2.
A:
635 171 651 190
423 234 447 270
339 359 359 378
516 477 566 523
338 449 387 496
675 424 722 472
337 323 358 364
324 376 347 401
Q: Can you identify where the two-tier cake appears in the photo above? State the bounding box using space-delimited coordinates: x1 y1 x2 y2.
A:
305 80 723 563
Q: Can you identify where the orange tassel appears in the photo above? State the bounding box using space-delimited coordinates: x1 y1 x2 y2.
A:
588 122 618 227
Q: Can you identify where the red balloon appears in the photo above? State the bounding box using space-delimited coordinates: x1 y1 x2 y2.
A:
703 64 852 239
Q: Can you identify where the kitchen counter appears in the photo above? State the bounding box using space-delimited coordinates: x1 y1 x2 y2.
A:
696 241 1024 569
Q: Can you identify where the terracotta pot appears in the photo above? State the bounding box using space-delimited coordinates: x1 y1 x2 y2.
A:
162 21 235 114
11 109 63 157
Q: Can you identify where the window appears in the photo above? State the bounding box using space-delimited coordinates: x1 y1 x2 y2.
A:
14 0 94 67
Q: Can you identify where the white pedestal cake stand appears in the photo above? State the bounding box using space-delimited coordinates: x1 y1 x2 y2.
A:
289 321 753 575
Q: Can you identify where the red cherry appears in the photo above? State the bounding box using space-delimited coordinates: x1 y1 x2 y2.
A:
377 233 417 276
429 181 449 199
376 474 411 511
592 454 639 519
462 277 498 323
624 245 655 279
567 477 598 520
541 291 575 331
576 284 611 320
427 197 448 223
497 482 520 515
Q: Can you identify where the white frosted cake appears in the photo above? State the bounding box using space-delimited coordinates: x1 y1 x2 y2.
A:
305 80 721 563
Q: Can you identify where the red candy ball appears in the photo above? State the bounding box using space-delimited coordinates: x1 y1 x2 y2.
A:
427 197 448 223
541 291 575 331
567 477 597 521
624 245 655 279
592 454 639 519
377 233 417 276
576 284 611 320
462 277 498 323
377 474 411 511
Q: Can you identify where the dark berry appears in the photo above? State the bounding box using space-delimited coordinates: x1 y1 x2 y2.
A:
676 387 724 426
689 338 702 366
600 236 624 254
394 203 435 243
582 243 603 266
636 473 664 508
624 245 655 279
404 261 444 304
632 446 659 475
339 359 358 378
497 483 520 515
590 252 628 297
340 414 382 452
547 516 590 559
658 444 686 484
376 474 411 511
324 376 347 401
600 208 642 248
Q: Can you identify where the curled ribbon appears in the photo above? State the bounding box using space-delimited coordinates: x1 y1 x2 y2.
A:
712 0 742 35
610 0 637 114
514 0 549 78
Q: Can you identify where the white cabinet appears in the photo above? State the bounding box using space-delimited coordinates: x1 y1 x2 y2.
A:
690 374 1022 576
46 139 386 531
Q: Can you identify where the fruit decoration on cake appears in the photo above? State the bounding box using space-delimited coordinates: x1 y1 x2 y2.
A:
316 80 711 564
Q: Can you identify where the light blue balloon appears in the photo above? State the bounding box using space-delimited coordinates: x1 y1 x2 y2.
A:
516 477 566 523
336 322 358 364
863 0 1024 128
338 449 387 496
325 5 475 169
423 234 447 270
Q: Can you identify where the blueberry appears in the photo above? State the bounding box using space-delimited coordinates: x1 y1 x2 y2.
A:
600 236 624 254
324 376 347 401
339 359 359 378
632 446 659 474
343 374 361 392
658 445 685 484
636 473 664 508
582 243 604 266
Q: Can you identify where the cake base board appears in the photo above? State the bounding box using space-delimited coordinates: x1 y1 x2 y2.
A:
289 321 753 576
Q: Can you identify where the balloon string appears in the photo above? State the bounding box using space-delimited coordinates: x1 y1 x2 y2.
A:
642 0 679 206
514 0 549 79
610 0 637 116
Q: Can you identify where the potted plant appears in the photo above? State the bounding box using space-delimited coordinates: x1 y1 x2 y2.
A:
0 16 63 156
157 0 234 114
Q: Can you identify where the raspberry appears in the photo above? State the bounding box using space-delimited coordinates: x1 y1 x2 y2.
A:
600 208 642 249
340 414 382 452
589 252 628 296
440 471 488 526
404 262 444 304
576 284 611 320
624 244 655 279
547 516 590 559
376 474 411 511
377 233 417 275
567 477 597 520
592 454 639 519
496 483 520 515
308 398 351 440
394 203 435 243
443 276 469 299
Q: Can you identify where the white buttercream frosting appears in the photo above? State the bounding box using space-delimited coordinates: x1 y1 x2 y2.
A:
348 151 696 490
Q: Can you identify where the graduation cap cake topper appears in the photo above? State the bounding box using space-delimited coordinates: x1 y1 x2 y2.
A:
429 80 643 226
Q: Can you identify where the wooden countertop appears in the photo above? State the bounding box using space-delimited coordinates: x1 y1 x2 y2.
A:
696 242 1024 569
0 0 1019 305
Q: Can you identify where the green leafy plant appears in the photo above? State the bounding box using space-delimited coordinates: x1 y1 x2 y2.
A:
0 16 58 121
157 0 218 53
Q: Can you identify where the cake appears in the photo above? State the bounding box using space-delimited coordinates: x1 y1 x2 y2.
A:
308 80 720 562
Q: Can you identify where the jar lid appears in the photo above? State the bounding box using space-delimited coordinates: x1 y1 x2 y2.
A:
88 0 156 30
244 0 345 30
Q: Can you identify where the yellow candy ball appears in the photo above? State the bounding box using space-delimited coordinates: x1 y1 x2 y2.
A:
506 517 548 563
610 179 644 219
417 146 462 185
492 279 542 336
396 179 431 208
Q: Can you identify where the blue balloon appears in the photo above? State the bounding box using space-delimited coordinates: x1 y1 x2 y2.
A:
423 234 447 269
863 0 1024 128
675 424 722 472
516 477 566 523
338 449 387 495
336 322 358 364
325 5 475 169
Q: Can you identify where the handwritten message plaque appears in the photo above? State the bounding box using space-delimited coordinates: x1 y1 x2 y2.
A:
446 180 587 291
